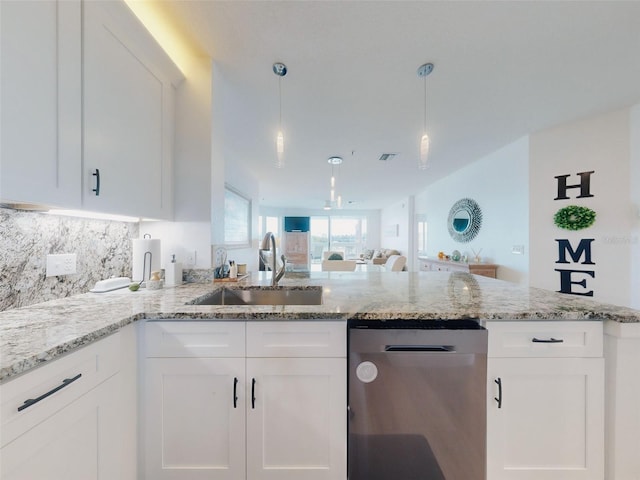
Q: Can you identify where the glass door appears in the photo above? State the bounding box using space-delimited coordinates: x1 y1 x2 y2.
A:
310 216 329 264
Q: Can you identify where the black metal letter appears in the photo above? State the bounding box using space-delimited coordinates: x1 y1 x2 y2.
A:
555 269 595 296
555 238 595 264
554 171 595 200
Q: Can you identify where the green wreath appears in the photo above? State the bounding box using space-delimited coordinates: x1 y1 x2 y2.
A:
553 205 596 230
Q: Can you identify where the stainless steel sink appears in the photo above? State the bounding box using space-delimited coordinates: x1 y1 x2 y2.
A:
188 286 323 306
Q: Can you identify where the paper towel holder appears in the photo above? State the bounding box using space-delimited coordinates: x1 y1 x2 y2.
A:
140 234 153 284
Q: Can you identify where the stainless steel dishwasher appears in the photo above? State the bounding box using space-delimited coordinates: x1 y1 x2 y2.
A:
348 319 487 480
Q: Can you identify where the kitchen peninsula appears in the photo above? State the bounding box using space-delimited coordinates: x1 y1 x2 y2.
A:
1 272 639 480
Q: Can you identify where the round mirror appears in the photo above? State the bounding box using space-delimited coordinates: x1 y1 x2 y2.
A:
452 210 471 233
447 198 482 242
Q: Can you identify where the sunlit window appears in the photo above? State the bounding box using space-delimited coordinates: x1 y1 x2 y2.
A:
309 215 368 262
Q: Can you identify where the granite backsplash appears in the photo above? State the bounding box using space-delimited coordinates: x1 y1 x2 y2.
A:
0 207 138 311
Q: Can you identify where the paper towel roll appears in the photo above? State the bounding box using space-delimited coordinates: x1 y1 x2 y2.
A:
132 238 161 282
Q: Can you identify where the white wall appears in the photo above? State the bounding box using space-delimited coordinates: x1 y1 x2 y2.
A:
224 160 261 272
529 108 632 307
141 55 213 269
414 137 530 283
630 104 640 309
380 196 411 259
210 62 262 273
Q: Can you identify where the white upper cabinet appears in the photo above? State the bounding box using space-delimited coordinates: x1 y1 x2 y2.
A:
82 0 182 219
1 0 182 219
0 0 82 208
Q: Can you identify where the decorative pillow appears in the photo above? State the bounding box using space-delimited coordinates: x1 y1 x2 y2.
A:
372 250 382 258
362 249 374 260
327 253 343 261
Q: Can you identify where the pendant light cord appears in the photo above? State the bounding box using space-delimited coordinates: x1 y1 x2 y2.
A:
279 76 282 127
423 75 427 132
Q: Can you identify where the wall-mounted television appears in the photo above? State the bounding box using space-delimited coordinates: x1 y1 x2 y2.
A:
284 216 310 232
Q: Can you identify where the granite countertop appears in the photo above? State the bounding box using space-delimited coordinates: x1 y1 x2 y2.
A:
2 271 639 382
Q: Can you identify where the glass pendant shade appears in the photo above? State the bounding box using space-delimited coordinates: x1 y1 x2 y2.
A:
419 133 430 170
275 130 284 168
273 63 287 169
417 63 433 171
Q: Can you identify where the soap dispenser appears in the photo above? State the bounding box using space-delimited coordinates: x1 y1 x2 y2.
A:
165 254 183 286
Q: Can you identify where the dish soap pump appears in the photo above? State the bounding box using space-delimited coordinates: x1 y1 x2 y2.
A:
165 254 183 286
229 260 237 279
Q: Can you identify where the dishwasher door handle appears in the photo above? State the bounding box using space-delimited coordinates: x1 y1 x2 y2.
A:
385 345 455 352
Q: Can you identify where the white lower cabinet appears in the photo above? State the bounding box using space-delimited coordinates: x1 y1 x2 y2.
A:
142 320 347 480
486 321 604 480
1 375 120 480
246 357 346 480
0 332 127 480
144 357 246 480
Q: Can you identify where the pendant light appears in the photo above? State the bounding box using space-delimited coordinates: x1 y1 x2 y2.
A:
417 63 434 170
273 62 287 168
325 156 343 209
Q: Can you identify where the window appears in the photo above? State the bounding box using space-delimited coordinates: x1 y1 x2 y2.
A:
258 216 279 238
309 215 367 262
417 217 428 255
224 185 251 248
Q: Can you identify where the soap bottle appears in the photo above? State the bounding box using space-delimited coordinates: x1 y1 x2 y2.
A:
229 261 237 279
165 254 183 286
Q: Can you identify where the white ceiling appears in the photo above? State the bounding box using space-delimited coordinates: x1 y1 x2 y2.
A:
159 0 640 210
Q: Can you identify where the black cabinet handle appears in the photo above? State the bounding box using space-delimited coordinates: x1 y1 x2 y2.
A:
18 374 82 412
233 377 238 409
92 169 100 196
494 378 502 409
532 337 564 343
251 378 256 409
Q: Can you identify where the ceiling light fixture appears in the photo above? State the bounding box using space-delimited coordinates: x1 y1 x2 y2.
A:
325 156 344 210
273 62 287 168
417 63 434 170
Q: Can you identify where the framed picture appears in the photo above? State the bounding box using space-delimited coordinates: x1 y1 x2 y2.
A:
384 223 399 237
224 184 251 248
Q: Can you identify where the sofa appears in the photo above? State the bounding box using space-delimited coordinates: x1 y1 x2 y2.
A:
321 251 357 272
383 255 407 271
361 248 402 265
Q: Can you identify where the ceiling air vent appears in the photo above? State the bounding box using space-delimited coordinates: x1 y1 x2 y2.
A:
378 153 397 161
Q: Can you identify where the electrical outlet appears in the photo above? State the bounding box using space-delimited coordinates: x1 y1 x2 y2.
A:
186 250 197 266
511 245 525 255
46 253 77 277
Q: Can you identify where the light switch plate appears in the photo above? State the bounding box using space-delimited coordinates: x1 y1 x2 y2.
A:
46 253 77 277
511 245 525 255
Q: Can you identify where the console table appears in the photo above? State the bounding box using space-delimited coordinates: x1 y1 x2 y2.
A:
419 257 498 278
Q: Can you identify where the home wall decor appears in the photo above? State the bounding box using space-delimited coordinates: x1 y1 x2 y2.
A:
447 198 482 242
554 205 597 230
553 170 596 297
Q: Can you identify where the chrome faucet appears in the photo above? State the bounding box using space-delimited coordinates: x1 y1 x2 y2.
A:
260 232 286 286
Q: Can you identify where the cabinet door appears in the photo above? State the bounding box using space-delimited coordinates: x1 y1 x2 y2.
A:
144 358 246 480
0 0 81 208
82 0 179 219
0 374 121 480
246 357 347 480
487 357 604 480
